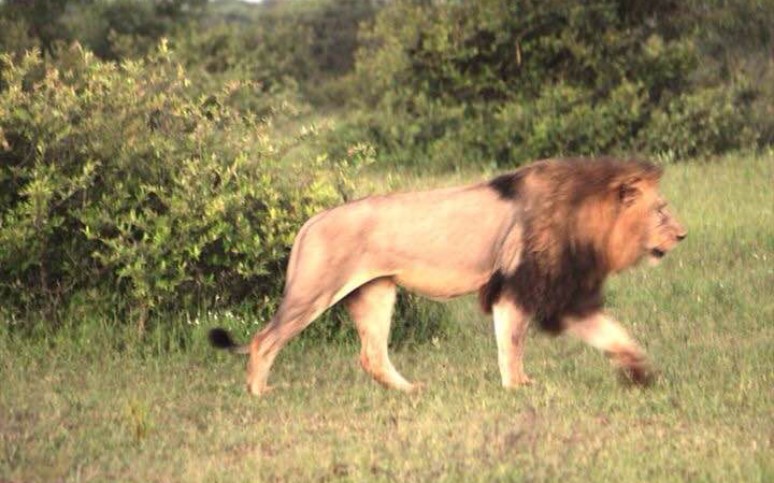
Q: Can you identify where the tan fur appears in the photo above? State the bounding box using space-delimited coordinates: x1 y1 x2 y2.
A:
492 299 531 388
209 157 686 395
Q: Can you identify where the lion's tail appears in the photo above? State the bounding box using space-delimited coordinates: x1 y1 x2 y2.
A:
208 328 250 355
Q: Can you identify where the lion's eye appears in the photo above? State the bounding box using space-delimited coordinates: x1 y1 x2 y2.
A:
653 204 668 224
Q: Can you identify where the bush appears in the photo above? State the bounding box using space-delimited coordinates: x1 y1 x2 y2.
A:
0 44 343 329
343 0 772 168
637 83 762 159
492 80 648 163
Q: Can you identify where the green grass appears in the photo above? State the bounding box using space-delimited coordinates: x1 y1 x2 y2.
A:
2 152 772 482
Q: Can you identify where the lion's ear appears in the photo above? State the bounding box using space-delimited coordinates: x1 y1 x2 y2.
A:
618 178 642 207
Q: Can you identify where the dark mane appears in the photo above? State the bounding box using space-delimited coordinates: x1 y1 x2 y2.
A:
510 241 606 333
488 171 525 199
481 157 662 332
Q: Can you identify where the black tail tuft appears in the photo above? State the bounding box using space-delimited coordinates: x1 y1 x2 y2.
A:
208 327 237 350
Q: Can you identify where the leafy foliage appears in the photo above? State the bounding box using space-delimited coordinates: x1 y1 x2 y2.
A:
172 0 378 108
0 0 771 336
0 0 206 58
0 45 343 327
347 0 772 167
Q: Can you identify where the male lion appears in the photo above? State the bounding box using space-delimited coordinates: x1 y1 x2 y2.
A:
210 157 686 395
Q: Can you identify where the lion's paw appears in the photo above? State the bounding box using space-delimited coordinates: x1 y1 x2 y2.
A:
246 383 275 396
406 382 426 394
618 361 657 387
502 374 533 389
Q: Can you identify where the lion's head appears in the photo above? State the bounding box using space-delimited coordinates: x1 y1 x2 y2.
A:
484 157 686 332
644 202 687 264
602 163 687 272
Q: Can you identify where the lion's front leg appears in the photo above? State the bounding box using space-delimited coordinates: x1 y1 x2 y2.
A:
563 312 655 386
492 298 532 388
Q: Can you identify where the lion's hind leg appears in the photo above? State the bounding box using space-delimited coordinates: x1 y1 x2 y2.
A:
346 277 419 392
245 297 331 396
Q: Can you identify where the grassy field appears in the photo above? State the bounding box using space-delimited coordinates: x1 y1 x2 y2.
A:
1 153 772 482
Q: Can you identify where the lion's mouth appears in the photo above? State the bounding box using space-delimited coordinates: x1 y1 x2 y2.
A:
649 248 666 259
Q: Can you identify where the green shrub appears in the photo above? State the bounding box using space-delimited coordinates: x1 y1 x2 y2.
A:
169 0 378 110
342 0 772 168
492 80 648 163
0 44 343 329
637 83 762 159
0 43 453 345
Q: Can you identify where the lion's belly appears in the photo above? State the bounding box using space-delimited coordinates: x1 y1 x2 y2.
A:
394 265 490 299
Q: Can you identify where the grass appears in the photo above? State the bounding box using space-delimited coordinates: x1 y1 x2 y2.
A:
1 152 773 482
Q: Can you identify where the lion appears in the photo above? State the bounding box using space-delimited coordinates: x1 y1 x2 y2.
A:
210 157 686 395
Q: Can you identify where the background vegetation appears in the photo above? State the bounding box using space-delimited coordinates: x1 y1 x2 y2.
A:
0 0 771 331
